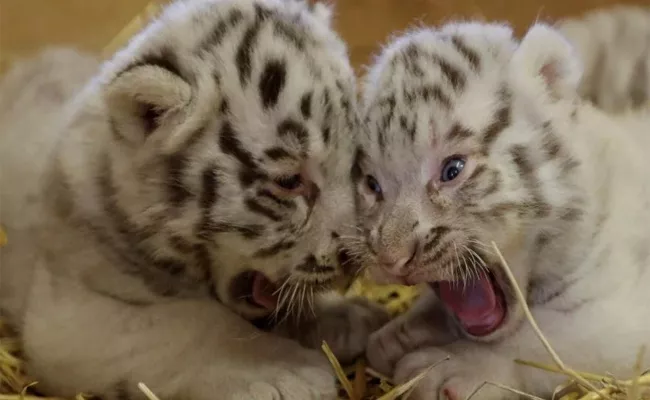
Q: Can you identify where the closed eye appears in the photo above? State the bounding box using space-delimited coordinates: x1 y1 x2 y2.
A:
274 174 302 191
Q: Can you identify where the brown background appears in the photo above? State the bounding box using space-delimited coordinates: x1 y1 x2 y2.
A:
1 0 648 75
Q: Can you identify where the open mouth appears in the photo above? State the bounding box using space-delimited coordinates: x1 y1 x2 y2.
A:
233 269 336 313
251 272 280 311
431 270 507 337
230 271 281 312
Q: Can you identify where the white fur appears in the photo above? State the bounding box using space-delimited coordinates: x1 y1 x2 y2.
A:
357 16 650 400
557 5 650 112
0 1 388 399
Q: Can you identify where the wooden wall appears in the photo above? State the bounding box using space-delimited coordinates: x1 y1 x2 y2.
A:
1 0 647 74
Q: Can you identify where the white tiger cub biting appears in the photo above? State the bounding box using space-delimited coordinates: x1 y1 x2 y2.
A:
0 0 388 399
351 13 650 400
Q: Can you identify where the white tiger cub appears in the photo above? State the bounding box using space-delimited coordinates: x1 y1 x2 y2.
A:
556 5 650 113
0 0 388 399
351 16 650 400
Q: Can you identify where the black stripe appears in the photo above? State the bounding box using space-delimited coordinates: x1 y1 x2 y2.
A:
257 189 296 209
430 54 466 91
196 164 219 242
199 165 219 210
321 126 331 145
399 116 414 142
273 20 306 50
169 235 194 254
198 9 245 53
322 90 333 144
510 145 551 218
265 147 295 161
300 91 313 119
254 240 296 258
236 19 263 85
481 89 511 153
254 3 272 20
418 85 451 109
277 119 309 150
219 121 257 169
630 52 649 106
467 164 487 183
118 47 185 81
422 226 450 254
198 221 264 240
219 223 264 239
259 59 287 109
422 246 448 266
166 154 193 207
155 258 186 276
446 123 474 141
238 167 265 188
484 170 501 196
560 206 584 222
98 158 151 244
219 98 229 116
377 126 386 152
451 36 480 70
97 156 190 295
351 147 365 183
193 243 213 282
245 198 282 221
458 164 488 198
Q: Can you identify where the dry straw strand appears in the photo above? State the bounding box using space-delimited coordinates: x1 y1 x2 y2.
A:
490 241 613 400
137 383 161 400
323 341 357 400
375 356 449 400
466 381 546 400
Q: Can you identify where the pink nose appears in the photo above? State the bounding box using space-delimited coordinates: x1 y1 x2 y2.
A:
377 244 418 276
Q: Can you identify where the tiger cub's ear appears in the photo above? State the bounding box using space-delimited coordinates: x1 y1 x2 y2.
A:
311 2 334 27
105 64 192 145
281 0 334 27
509 23 583 101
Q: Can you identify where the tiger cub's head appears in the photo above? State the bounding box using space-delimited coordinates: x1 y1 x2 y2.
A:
85 0 360 319
350 22 588 339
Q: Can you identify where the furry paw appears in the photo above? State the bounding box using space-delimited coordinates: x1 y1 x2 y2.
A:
231 360 336 400
366 317 414 377
393 344 520 400
366 301 456 377
305 296 390 364
223 344 337 400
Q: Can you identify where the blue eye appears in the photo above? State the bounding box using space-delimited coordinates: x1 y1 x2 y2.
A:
441 158 465 182
366 175 382 195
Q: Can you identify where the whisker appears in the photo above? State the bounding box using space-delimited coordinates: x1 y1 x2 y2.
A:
460 252 470 290
307 286 315 317
453 241 462 282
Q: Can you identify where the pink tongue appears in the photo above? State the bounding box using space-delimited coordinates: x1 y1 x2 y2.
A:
252 272 279 311
438 274 505 336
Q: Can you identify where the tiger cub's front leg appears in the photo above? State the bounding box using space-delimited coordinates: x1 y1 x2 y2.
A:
277 293 390 365
22 271 337 400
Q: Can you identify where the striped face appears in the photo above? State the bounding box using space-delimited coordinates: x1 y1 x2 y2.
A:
95 0 360 319
351 22 586 337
